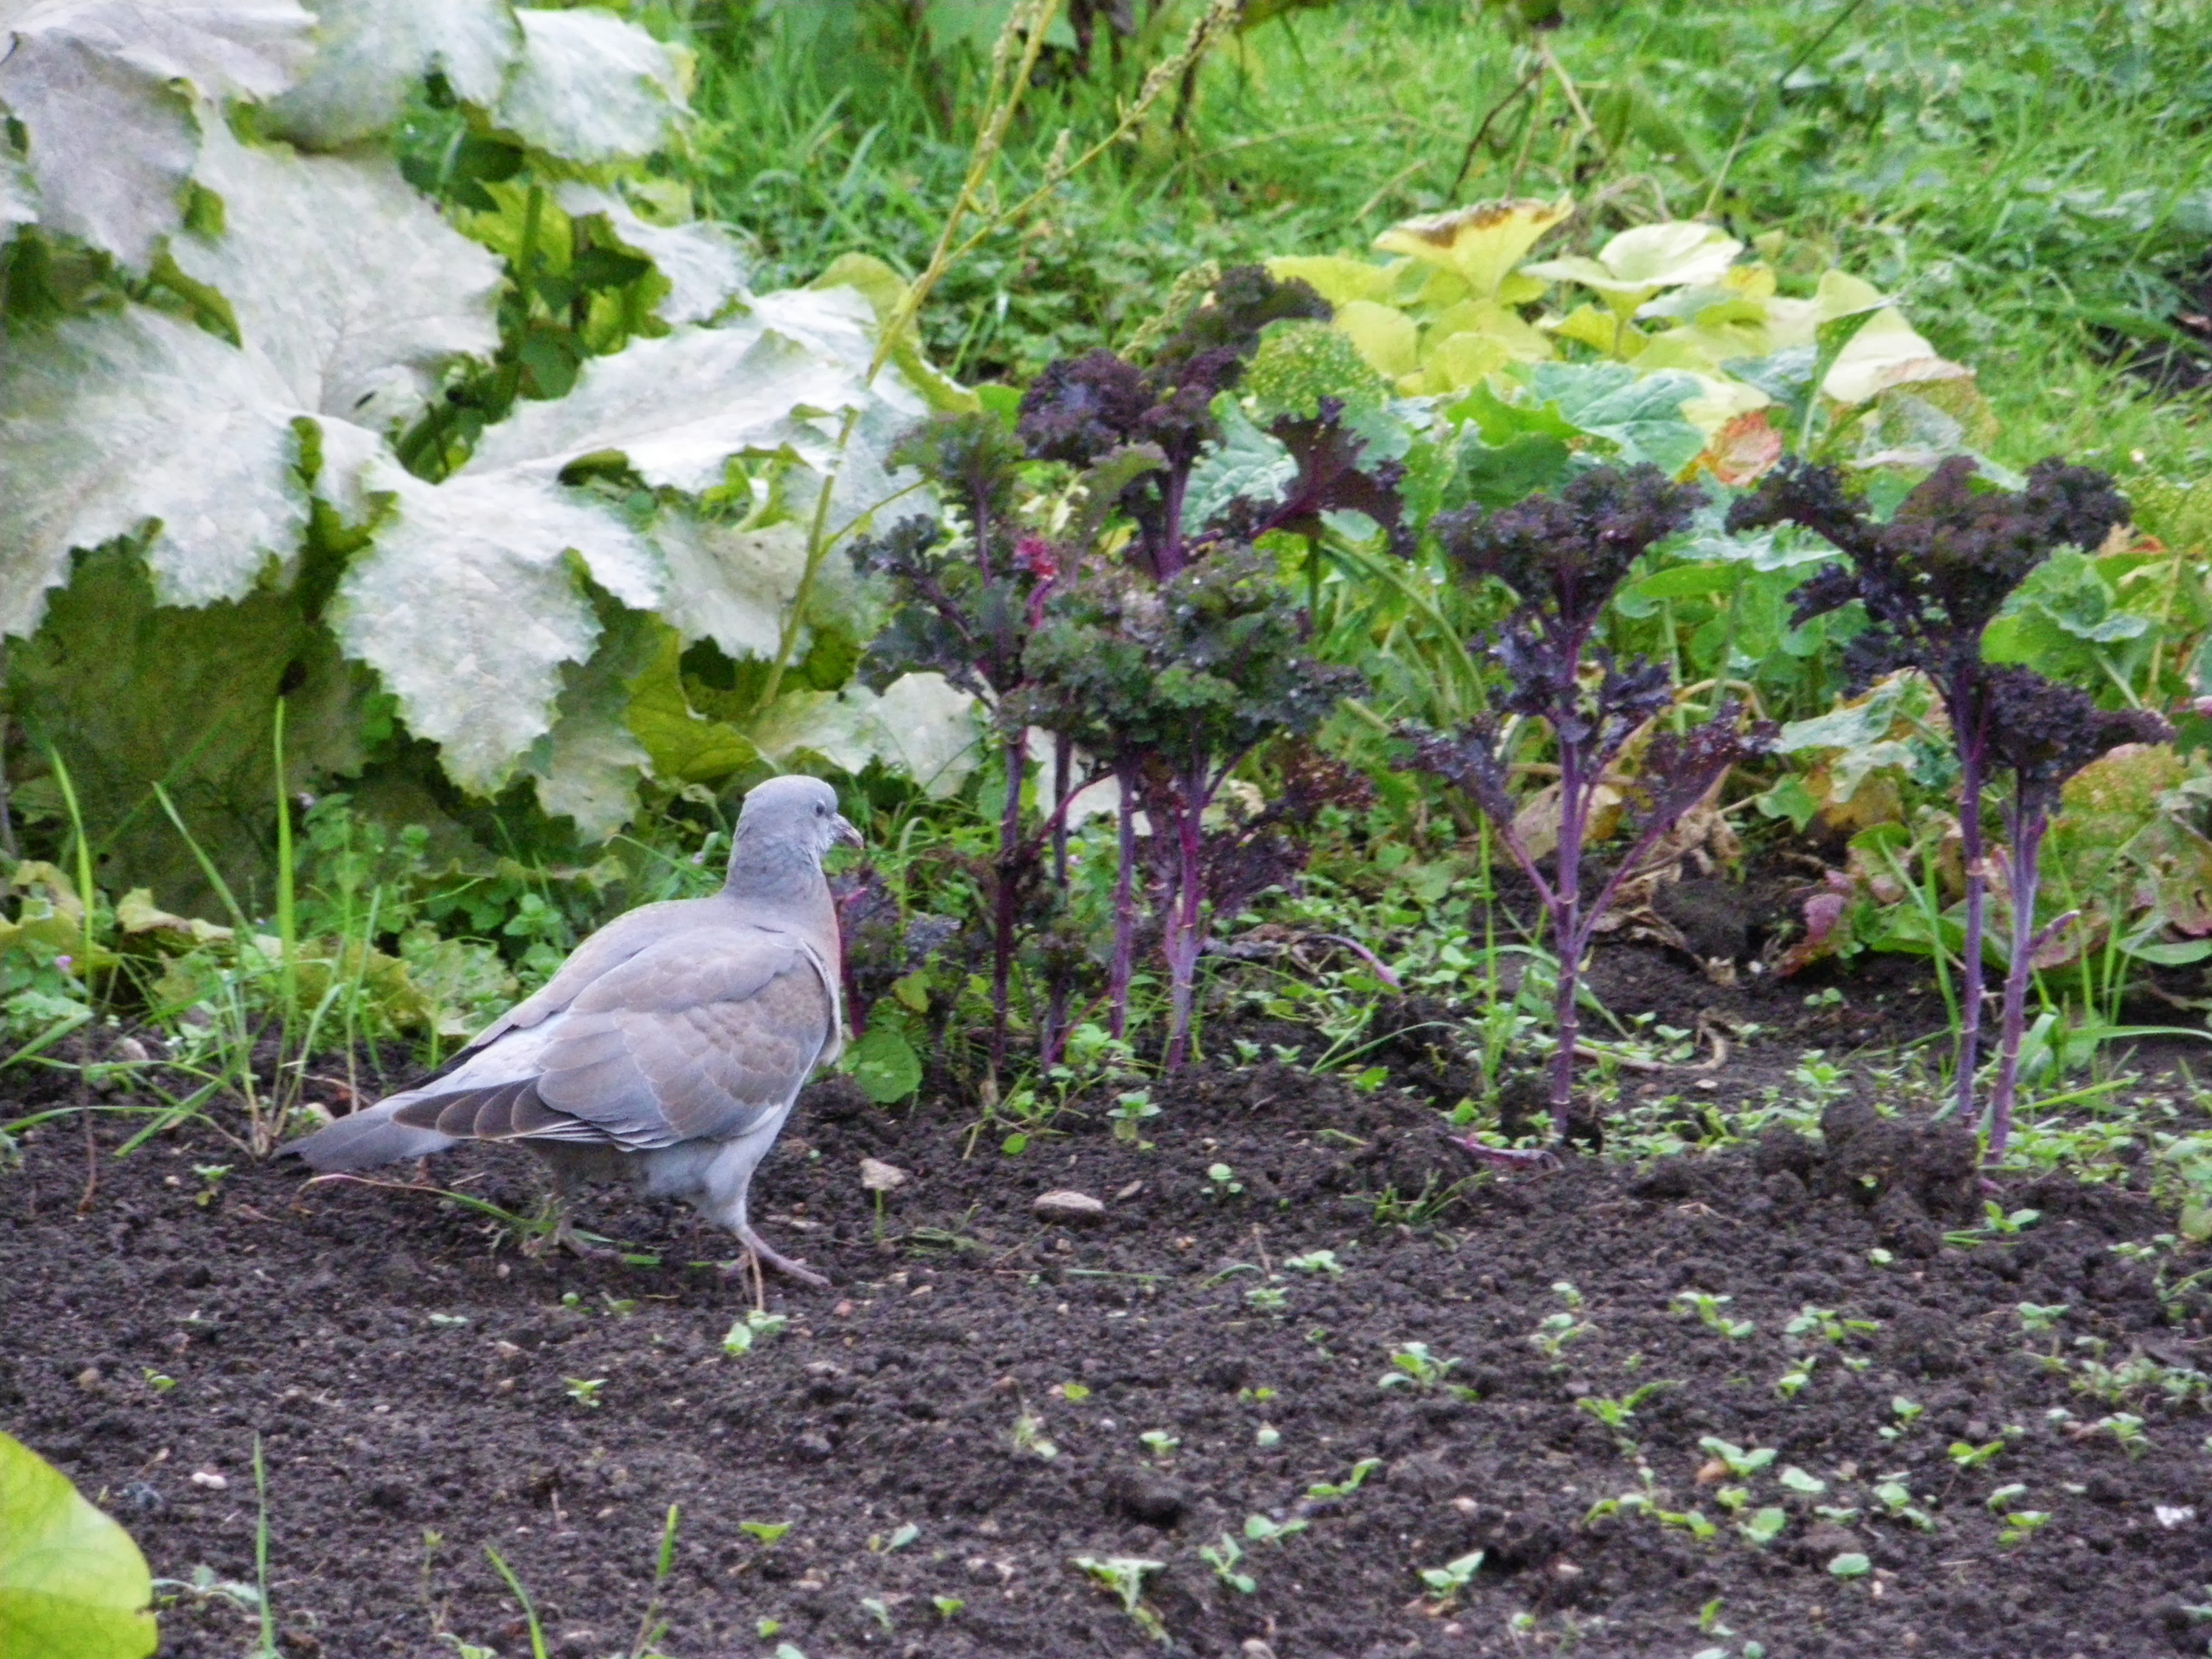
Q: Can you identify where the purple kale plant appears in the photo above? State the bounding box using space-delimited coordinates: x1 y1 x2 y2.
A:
1977 669 2167 1156
1410 465 1774 1149
1727 456 2133 1130
1011 267 1387 1067
851 412 1098 1065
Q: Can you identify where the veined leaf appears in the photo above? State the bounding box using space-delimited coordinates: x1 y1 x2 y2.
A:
1373 196 1572 303
751 672 980 796
0 0 313 267
625 628 759 785
493 7 685 166
1527 361 1706 476
0 304 308 637
172 122 503 430
556 183 748 327
267 0 520 148
329 457 652 795
529 604 655 839
0 1431 157 1659
1522 221 1740 301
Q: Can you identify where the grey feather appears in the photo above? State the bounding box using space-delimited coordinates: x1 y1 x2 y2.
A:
285 775 860 1286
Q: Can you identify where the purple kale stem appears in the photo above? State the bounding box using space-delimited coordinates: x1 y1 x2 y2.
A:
1547 727 1586 1131
1952 730 1989 1121
990 728 1027 1069
1983 797 2047 1163
1162 756 1216 1071
1108 765 1139 1040
1042 731 1074 1065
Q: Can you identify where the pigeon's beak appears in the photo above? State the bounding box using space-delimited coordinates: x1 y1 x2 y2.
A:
833 813 863 850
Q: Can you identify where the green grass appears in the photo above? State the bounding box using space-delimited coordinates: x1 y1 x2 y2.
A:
670 0 2211 477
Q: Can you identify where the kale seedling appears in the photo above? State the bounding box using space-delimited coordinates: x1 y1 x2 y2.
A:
1698 1438 1777 1480
1071 1555 1165 1642
1728 457 2142 1148
1417 1550 1486 1608
1199 1535 1257 1594
1412 466 1772 1150
1673 1290 1755 1339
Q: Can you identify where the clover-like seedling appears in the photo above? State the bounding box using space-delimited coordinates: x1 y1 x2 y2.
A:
1879 1396 1923 1440
1872 1480 1935 1531
1285 1249 1344 1275
1784 1305 1879 1344
1698 1438 1777 1481
1417 1549 1486 1608
1738 1506 1788 1547
1201 1535 1258 1594
2017 1301 2069 1334
192 1164 232 1207
723 1310 790 1356
1673 1292 1755 1339
1202 1162 1244 1196
1108 1091 1161 1144
1307 1458 1382 1501
1828 1552 1871 1580
564 1377 605 1409
1949 1438 2005 1471
1775 1356 1817 1400
1244 1513 1310 1544
2094 1412 2150 1458
1072 1555 1165 1641
1999 1508 2051 1546
1778 1466 1827 1495
1530 1310 1593 1358
739 1521 791 1546
1245 1285 1289 1312
1139 1430 1180 1458
1378 1342 1461 1390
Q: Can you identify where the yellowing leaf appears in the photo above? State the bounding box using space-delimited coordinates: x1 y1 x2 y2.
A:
1373 196 1572 301
1264 255 1392 309
0 1431 156 1659
1550 302 1644 358
1415 330 1515 393
1822 309 1970 407
1333 299 1420 380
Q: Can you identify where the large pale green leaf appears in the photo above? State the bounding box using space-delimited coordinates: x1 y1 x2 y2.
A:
0 1432 156 1659
7 543 371 908
0 304 307 637
329 457 656 794
1523 221 1740 301
650 517 808 661
624 627 759 785
0 0 313 267
1 150 36 233
555 182 748 327
1527 361 1707 476
527 604 655 838
752 671 980 796
266 0 518 147
492 7 683 165
173 122 503 429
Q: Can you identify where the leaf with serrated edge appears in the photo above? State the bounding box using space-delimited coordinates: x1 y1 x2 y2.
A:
556 183 748 327
529 608 655 839
493 7 682 165
0 304 307 637
650 518 807 660
0 1430 157 1659
753 672 980 797
0 0 313 267
173 122 502 429
329 458 657 794
266 0 518 147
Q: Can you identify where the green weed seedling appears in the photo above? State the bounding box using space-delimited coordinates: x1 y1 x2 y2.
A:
932 1596 964 1618
1245 1285 1289 1312
1243 1513 1310 1544
1784 1305 1880 1345
1576 1380 1677 1454
2018 1301 2070 1335
1200 1535 1256 1594
860 1597 893 1633
868 1523 920 1553
722 1310 789 1356
1138 1430 1179 1459
1737 1507 1788 1547
1107 1091 1161 1145
1999 1508 2052 1546
1698 1438 1777 1480
563 1378 605 1409
1828 1553 1872 1580
1872 1480 1935 1531
1307 1458 1382 1501
1530 1310 1593 1359
1378 1342 1475 1398
2093 1412 2151 1458
1011 1411 1059 1462
1945 1202 2043 1248
1778 1467 1826 1495
1673 1292 1755 1339
1879 1396 1923 1439
1775 1355 1818 1400
1948 1438 2006 1471
739 1521 791 1546
1202 1162 1243 1196
1285 1249 1344 1276
1071 1556 1164 1643
1417 1550 1484 1609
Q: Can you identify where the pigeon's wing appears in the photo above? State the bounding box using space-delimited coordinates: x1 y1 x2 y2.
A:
395 925 835 1150
444 894 732 1064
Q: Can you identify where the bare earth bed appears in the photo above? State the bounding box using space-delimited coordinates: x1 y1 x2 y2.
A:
4 959 2210 1659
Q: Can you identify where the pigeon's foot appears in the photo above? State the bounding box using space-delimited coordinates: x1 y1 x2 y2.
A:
1443 1132 1563 1173
519 1208 623 1262
726 1226 830 1290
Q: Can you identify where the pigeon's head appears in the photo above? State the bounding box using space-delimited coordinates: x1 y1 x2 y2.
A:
733 774 862 868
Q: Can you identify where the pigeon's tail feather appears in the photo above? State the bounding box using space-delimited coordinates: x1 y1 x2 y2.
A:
285 1096 456 1171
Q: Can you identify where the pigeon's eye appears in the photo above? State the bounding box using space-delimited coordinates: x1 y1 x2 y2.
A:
814 803 825 816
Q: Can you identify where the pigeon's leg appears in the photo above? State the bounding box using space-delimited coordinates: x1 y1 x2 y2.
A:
1443 1131 1563 1173
725 1224 830 1290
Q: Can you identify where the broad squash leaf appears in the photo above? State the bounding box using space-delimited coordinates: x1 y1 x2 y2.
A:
492 7 685 166
1527 361 1706 476
1373 197 1572 303
1522 221 1740 307
0 0 313 267
556 183 748 327
267 0 520 148
0 1430 157 1659
751 672 980 797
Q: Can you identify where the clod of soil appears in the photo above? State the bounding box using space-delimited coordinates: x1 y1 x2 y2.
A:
4 1053 2208 1658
